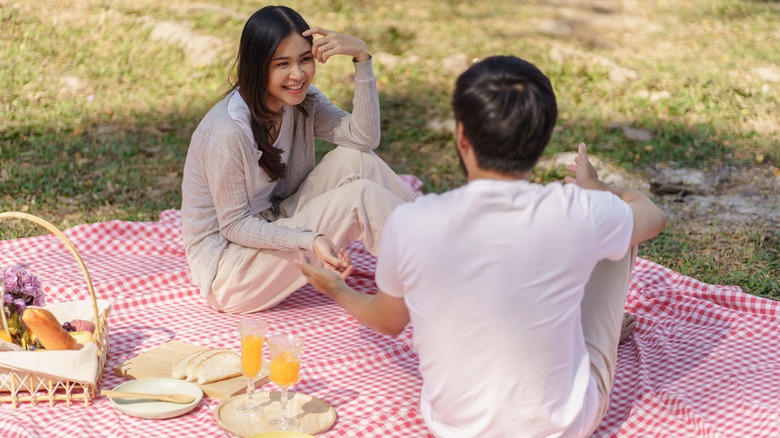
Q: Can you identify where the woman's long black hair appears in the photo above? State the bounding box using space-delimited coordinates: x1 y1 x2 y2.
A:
232 6 313 181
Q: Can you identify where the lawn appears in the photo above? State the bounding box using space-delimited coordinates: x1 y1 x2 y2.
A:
1 0 778 295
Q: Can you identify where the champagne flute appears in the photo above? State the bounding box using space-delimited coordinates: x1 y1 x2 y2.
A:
268 333 304 430
237 318 267 416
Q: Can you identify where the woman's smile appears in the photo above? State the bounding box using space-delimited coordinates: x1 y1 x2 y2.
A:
265 33 316 111
284 83 306 93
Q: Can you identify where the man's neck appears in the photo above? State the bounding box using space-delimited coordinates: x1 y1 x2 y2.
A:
467 168 531 182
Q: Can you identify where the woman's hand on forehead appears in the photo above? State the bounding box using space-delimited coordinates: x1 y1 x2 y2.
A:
303 27 370 64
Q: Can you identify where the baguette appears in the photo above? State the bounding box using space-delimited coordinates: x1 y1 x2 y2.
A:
172 348 231 381
21 308 81 351
195 350 242 384
172 349 212 379
185 349 229 382
171 348 243 384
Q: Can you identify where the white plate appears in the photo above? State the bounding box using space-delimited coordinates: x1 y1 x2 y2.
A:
107 378 203 419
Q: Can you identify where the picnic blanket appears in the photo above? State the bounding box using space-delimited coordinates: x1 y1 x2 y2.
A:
1 184 779 436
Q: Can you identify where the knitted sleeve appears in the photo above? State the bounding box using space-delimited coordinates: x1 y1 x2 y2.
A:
312 58 380 150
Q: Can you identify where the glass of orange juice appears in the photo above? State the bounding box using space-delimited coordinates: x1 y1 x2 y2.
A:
268 333 304 430
238 318 267 416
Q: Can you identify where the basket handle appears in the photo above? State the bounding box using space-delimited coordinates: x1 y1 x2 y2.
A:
0 212 101 332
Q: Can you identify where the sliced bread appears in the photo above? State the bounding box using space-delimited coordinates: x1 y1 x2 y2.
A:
195 350 242 384
172 349 210 379
185 348 232 382
172 348 228 380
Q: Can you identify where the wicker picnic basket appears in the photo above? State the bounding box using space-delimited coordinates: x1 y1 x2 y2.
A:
0 212 109 407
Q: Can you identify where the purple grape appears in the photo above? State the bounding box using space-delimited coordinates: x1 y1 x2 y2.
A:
62 321 72 331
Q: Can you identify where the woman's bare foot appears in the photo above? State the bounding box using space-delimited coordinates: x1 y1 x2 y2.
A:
620 313 636 343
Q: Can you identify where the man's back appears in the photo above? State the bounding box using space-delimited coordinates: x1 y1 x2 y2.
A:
376 178 633 437
296 55 665 438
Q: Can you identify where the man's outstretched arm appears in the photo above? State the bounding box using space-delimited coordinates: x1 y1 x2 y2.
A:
295 258 410 337
566 143 667 246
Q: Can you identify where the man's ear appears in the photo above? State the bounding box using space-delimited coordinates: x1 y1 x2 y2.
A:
456 122 472 157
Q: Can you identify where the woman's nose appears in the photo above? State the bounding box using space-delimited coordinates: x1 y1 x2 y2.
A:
290 65 305 80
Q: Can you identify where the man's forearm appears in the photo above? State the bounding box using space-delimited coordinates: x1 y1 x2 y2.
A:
326 284 405 336
296 260 410 336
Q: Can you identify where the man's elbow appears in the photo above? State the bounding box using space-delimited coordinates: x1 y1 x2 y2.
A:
369 317 408 337
650 206 668 238
374 323 406 337
656 209 668 233
632 206 667 245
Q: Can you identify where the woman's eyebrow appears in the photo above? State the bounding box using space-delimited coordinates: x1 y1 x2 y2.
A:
273 50 313 61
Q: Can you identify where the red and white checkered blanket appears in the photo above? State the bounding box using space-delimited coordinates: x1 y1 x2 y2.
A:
1 180 778 437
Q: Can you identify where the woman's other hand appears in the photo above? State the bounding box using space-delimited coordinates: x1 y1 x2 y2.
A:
303 27 369 64
312 236 353 279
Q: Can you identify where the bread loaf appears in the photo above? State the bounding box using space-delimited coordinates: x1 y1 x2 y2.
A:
172 348 241 384
195 350 242 384
185 349 230 382
21 308 81 350
172 349 212 379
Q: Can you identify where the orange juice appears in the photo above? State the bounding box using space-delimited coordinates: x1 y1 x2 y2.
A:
241 335 264 377
270 351 300 387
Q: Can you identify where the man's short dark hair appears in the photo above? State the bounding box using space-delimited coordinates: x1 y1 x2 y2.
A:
452 56 558 175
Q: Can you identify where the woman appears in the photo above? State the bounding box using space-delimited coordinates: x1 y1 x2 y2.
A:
181 5 416 313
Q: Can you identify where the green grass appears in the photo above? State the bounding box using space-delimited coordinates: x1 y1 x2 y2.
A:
640 228 780 297
1 0 778 295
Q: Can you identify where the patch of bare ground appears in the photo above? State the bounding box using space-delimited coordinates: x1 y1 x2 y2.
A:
537 154 779 288
650 163 780 234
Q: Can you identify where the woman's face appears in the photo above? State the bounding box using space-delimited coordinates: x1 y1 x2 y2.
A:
265 33 315 112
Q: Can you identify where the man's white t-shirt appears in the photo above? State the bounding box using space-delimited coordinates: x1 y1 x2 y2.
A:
375 179 633 438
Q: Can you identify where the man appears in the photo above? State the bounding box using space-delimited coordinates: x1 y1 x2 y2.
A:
296 55 666 437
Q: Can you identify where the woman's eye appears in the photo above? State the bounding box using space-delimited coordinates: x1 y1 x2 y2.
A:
276 62 288 67
301 56 312 63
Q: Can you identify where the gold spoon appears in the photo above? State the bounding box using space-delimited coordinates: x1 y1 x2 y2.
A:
101 389 196 404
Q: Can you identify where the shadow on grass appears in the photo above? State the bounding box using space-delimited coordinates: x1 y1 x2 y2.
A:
0 84 747 222
0 104 211 239
1 66 771 255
